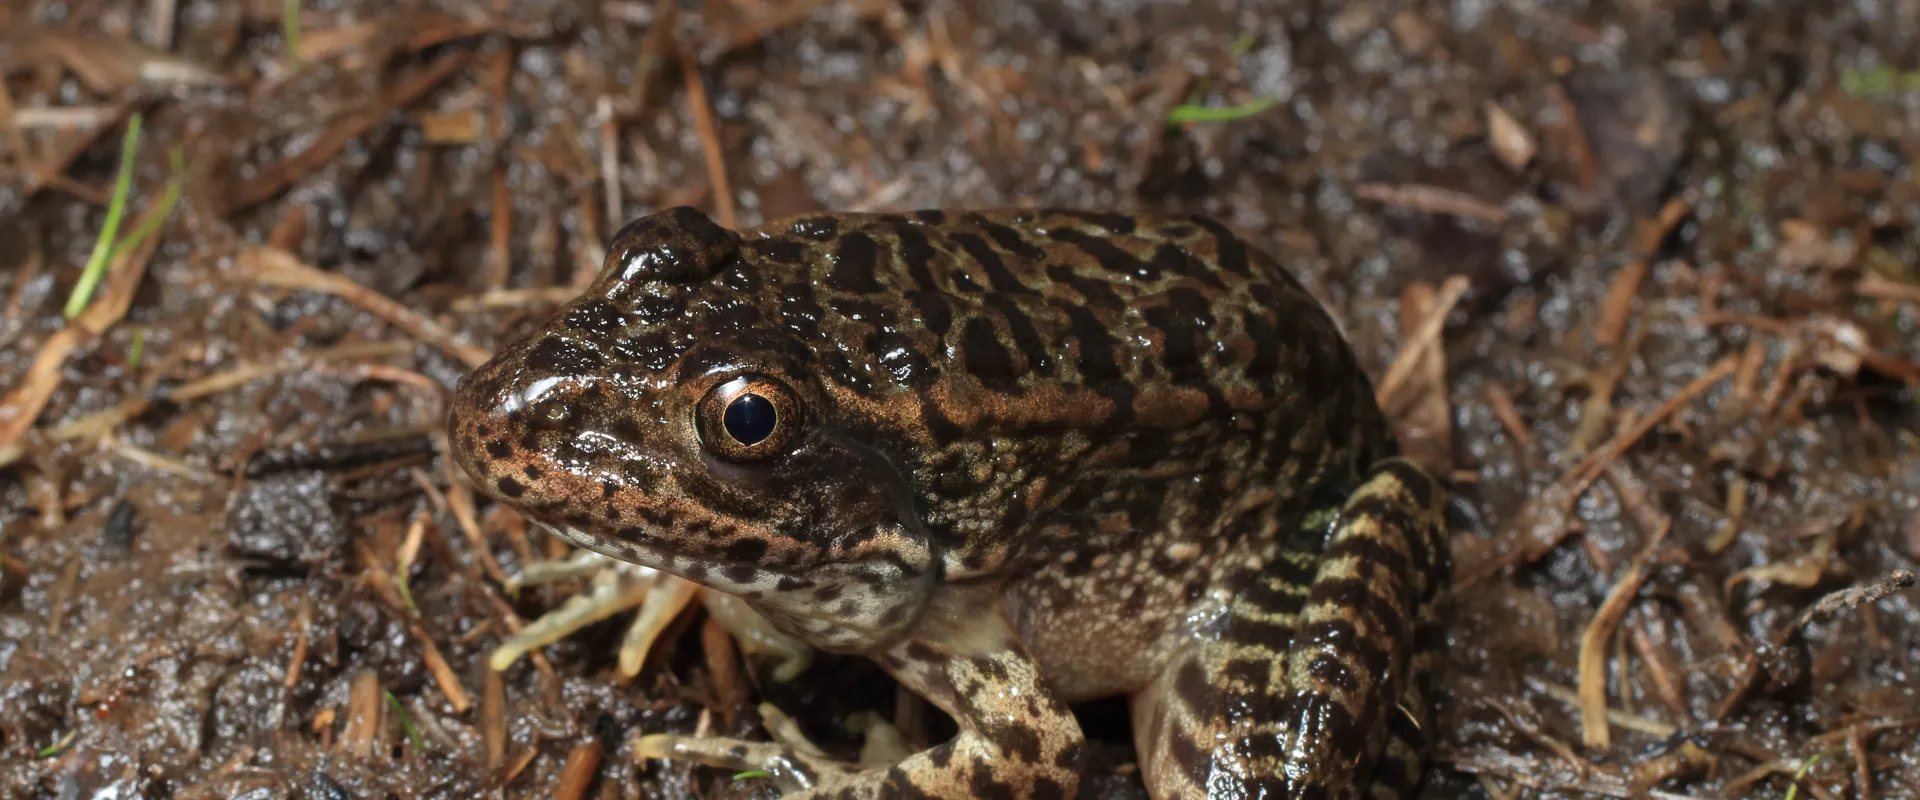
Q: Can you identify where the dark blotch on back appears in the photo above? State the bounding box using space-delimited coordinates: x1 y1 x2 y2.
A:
563 300 625 336
824 351 875 396
982 294 1053 377
920 399 964 444
527 336 605 374
908 292 953 337
1242 309 1281 380
780 282 823 338
960 317 1019 389
1119 430 1172 468
706 299 763 332
749 237 807 264
1145 287 1216 382
1142 310 1201 382
608 333 682 373
1045 265 1126 311
883 217 941 291
1060 305 1121 380
828 232 883 293
949 232 1031 294
1188 215 1251 276
1150 243 1227 290
996 724 1043 763
1048 228 1160 281
719 263 760 292
873 332 937 388
969 216 1048 259
630 293 686 323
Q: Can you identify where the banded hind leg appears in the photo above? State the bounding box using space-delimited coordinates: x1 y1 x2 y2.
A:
1129 458 1449 799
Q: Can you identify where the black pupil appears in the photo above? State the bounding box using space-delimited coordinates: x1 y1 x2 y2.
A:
722 393 777 446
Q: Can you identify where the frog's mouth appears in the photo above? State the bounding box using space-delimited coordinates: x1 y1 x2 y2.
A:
535 519 795 597
536 516 939 651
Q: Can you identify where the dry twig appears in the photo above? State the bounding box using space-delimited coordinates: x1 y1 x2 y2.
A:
1353 183 1509 224
1564 356 1739 495
1578 518 1670 749
678 46 736 229
1595 198 1690 347
236 246 491 368
553 739 602 800
1376 275 1470 403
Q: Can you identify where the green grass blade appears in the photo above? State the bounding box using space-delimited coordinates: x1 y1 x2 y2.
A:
127 330 146 370
1167 97 1276 125
107 146 186 262
385 691 425 751
64 113 144 319
284 0 304 66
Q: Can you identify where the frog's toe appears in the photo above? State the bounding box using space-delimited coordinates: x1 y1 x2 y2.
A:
614 569 704 676
489 557 651 673
491 552 815 681
844 710 912 767
635 702 923 796
489 554 703 678
635 731 853 794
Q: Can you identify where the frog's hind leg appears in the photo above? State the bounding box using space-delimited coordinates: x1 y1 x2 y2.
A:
1129 458 1449 799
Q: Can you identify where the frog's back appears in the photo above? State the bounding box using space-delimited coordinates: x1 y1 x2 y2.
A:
727 209 1388 445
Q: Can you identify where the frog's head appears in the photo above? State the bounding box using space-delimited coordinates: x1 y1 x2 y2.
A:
449 207 937 651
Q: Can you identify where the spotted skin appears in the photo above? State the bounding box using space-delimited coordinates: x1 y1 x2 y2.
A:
448 206 1452 798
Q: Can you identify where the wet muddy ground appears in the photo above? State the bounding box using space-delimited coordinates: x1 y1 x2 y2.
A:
4 0 1920 797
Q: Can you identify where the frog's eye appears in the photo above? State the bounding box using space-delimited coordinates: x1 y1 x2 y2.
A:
724 393 777 445
697 376 799 461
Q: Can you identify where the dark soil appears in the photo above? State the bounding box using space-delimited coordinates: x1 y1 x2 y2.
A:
4 1 1919 798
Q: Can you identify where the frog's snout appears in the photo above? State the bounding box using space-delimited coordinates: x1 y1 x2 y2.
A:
446 354 530 505
446 349 589 513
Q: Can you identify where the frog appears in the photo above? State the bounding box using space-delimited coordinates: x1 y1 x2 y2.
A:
447 205 1451 799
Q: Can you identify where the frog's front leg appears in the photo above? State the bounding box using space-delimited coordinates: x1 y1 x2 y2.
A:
637 590 1086 799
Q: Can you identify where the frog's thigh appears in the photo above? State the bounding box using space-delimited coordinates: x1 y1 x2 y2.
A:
1129 458 1449 800
641 633 1086 799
